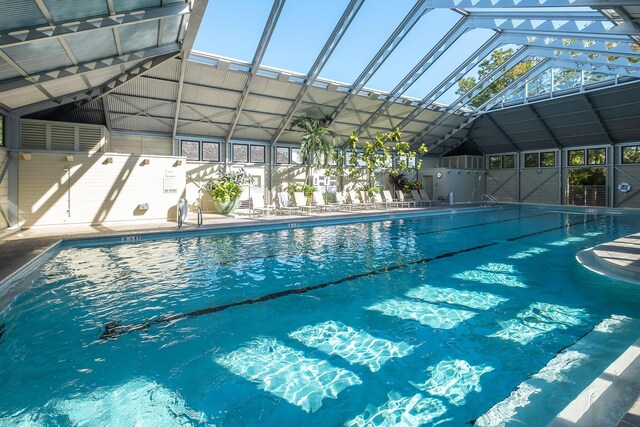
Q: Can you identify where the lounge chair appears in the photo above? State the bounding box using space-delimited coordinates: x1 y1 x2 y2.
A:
334 191 356 212
411 189 432 207
313 191 339 212
276 192 299 215
359 191 378 209
383 190 406 208
293 192 319 215
250 195 275 217
348 190 371 210
373 192 396 209
396 190 416 208
419 189 442 206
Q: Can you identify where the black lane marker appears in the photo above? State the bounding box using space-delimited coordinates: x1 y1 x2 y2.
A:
214 212 554 266
0 323 5 344
100 212 598 341
467 319 602 425
506 217 598 242
100 242 498 340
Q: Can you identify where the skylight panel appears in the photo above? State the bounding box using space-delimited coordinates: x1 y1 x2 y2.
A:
261 0 351 74
404 28 496 100
320 0 416 85
365 9 461 93
192 0 274 62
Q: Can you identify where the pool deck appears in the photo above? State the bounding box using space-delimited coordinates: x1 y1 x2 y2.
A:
572 235 640 427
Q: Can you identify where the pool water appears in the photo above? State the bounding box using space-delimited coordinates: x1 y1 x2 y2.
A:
1 207 640 426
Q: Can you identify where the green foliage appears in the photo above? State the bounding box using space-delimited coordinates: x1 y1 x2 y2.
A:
287 183 316 197
291 115 340 185
204 168 254 202
327 129 428 191
457 48 534 108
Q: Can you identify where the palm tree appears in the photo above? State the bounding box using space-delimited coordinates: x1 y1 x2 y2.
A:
291 115 340 186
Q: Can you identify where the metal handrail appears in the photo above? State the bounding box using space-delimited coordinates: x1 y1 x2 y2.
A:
480 194 498 206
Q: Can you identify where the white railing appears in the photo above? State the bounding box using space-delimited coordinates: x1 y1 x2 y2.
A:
480 194 498 206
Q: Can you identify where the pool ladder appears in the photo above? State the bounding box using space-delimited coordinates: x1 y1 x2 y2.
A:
480 194 498 206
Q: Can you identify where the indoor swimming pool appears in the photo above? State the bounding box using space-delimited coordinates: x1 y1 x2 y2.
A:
1 206 639 426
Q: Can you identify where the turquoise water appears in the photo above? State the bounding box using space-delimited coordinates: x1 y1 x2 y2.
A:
1 207 640 426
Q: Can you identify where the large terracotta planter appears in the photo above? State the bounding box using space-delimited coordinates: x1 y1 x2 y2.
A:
211 198 240 215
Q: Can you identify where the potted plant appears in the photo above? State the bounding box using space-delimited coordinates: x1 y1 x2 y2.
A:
203 168 254 215
287 183 316 205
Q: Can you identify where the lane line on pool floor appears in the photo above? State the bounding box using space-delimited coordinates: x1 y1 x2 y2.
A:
99 216 599 341
216 212 557 267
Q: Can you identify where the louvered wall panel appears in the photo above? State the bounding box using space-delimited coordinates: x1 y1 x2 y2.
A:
50 125 75 151
20 121 47 150
79 127 104 153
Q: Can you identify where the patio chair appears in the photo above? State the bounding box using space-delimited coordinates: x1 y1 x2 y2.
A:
420 189 442 206
313 191 339 212
276 192 299 215
334 191 356 212
358 191 378 209
250 195 275 217
293 192 320 215
383 190 407 208
411 189 433 207
396 190 416 208
373 192 396 210
348 191 370 210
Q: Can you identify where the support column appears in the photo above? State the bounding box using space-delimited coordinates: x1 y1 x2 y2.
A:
5 114 19 228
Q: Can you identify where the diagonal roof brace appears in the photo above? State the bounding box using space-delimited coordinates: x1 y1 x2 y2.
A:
423 0 639 7
269 0 366 146
528 104 563 149
349 16 470 144
327 0 432 124
582 93 614 144
224 0 286 143
484 114 521 152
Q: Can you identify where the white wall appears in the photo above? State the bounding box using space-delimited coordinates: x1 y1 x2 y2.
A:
18 151 186 227
430 167 485 203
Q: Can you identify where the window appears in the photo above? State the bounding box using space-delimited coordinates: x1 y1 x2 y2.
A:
568 149 585 166
291 148 302 164
489 156 501 169
622 145 640 164
232 144 249 163
524 153 538 168
276 147 290 164
587 148 606 165
250 145 266 163
540 151 555 167
202 142 220 162
181 140 199 161
502 155 515 169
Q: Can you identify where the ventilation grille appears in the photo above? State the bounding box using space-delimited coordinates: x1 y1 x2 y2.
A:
20 121 46 150
50 125 75 151
79 127 103 152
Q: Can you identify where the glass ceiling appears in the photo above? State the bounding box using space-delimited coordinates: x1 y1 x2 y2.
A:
192 2 638 110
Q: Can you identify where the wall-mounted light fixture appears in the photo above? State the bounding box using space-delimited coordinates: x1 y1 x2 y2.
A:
105 157 113 164
21 152 32 160
142 159 150 165
174 159 183 166
65 154 74 162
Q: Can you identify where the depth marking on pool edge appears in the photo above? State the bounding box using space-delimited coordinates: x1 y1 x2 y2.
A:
99 216 597 341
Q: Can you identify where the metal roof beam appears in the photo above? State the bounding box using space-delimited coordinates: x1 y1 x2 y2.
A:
224 0 286 143
396 32 503 131
501 34 640 58
181 0 209 58
526 46 640 70
350 17 469 142
327 0 432 123
582 93 614 144
467 16 638 38
17 51 179 116
528 104 563 149
0 2 190 49
269 0 365 146
412 59 552 151
485 114 521 152
0 43 181 93
424 0 640 6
